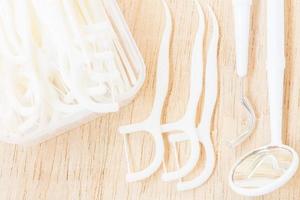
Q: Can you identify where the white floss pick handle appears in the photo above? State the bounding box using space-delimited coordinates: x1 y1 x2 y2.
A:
67 0 140 105
62 1 121 111
33 0 119 113
0 1 45 138
119 0 172 182
169 2 219 191
160 0 205 182
46 0 140 113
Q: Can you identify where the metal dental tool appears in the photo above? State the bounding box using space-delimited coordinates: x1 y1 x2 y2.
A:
228 0 256 148
229 0 299 196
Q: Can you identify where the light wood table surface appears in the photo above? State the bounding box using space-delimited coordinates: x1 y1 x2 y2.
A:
0 0 300 199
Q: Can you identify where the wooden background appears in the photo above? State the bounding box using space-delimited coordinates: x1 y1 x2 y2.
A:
0 0 300 199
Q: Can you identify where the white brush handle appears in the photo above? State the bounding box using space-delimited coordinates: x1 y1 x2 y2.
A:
267 0 285 145
233 0 252 77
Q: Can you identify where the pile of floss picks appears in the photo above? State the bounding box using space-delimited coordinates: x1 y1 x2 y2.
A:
0 0 145 145
120 0 219 191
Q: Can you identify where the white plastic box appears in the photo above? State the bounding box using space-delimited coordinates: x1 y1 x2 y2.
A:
0 0 146 145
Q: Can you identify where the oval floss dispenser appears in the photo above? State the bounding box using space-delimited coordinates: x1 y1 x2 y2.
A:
0 0 146 145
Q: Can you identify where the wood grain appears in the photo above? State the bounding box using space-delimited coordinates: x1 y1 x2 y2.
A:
0 0 300 199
